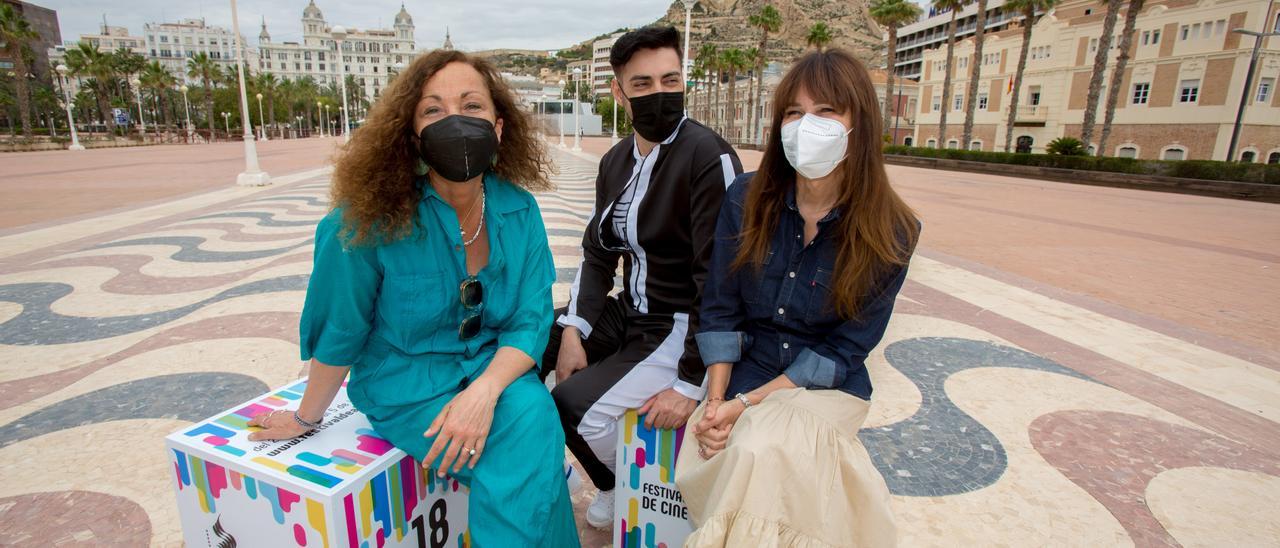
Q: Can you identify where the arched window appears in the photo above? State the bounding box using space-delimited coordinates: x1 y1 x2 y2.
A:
1015 135 1033 153
927 138 937 148
947 139 959 149
969 140 982 151
904 136 914 146
1161 147 1186 161
1240 150 1257 163
1267 151 1280 164
1117 145 1138 158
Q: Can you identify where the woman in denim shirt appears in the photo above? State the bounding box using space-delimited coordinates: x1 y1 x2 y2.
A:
674 49 920 547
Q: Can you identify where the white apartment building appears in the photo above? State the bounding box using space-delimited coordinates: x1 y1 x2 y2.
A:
591 32 624 97
257 1 416 100
143 18 249 83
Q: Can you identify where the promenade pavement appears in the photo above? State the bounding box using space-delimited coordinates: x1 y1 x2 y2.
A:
0 136 1277 546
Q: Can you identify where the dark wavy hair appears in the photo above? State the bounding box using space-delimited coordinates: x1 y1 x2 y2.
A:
330 49 552 245
733 49 920 320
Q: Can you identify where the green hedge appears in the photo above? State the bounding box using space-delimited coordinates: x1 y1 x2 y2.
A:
883 145 1280 185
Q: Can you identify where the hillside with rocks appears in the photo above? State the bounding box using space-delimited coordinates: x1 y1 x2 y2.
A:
656 0 885 66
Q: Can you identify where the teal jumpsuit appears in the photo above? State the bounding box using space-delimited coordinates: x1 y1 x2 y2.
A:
299 173 580 547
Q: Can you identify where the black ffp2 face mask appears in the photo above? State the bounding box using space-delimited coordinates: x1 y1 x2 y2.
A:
625 90 684 142
416 115 499 183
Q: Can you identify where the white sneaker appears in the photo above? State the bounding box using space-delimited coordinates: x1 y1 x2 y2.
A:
585 488 615 529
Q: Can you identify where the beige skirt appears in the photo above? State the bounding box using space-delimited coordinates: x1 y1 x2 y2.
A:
674 388 897 548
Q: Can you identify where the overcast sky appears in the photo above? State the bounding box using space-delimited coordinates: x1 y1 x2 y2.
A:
33 0 677 52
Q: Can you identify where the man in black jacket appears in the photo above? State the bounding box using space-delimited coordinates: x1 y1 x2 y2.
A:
541 25 743 528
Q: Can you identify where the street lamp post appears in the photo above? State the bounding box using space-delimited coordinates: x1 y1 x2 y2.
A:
681 0 696 88
222 111 231 139
572 67 582 151
611 92 618 146
325 104 332 138
332 25 352 143
1226 27 1280 162
316 101 324 137
228 0 270 185
295 115 303 138
129 77 146 137
55 64 84 151
179 84 193 143
256 92 269 141
558 79 566 148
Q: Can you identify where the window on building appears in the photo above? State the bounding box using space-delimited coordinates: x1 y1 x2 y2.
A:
160 35 169 43
1132 82 1150 104
978 93 988 110
1215 20 1226 36
954 93 964 111
305 63 312 70
1268 151 1280 164
304 51 311 61
1179 80 1199 103
1162 147 1185 160
1191 23 1201 39
1089 37 1099 53
927 138 937 147
1141 31 1150 45
319 63 325 71
1241 150 1256 163
969 141 982 151
932 97 941 111
1180 25 1189 40
1029 85 1042 106
1257 78 1274 103
319 52 325 61
947 140 959 149
1118 146 1138 158
1152 29 1161 43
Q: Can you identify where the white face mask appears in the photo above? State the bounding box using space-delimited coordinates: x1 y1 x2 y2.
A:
780 113 851 180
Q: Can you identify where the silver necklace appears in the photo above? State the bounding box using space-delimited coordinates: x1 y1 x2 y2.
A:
461 188 486 247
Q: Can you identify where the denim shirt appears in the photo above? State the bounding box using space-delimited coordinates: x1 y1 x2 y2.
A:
694 172 914 400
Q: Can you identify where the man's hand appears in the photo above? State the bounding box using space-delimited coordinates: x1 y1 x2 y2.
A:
556 327 589 382
638 388 697 429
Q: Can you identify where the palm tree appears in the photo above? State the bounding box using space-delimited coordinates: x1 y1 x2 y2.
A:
871 0 923 141
689 66 705 121
256 72 279 137
961 0 990 149
139 61 174 133
748 4 782 145
186 52 221 134
277 77 297 135
743 47 762 144
112 48 146 98
0 4 37 138
933 0 965 148
1097 0 1143 156
1079 0 1124 151
720 48 749 143
1003 0 1056 151
806 22 834 51
65 42 119 136
696 43 719 130
296 76 320 133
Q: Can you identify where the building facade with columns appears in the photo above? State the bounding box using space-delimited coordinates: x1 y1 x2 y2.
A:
912 0 1280 162
257 1 416 100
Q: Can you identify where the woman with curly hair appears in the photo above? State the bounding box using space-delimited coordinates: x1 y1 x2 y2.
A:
246 49 579 546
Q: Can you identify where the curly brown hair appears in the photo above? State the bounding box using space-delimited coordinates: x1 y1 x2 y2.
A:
330 49 553 245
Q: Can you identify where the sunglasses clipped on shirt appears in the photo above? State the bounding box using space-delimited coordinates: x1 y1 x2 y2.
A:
458 276 484 340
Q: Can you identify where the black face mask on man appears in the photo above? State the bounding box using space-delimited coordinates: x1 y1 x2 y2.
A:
624 90 684 142
416 114 499 183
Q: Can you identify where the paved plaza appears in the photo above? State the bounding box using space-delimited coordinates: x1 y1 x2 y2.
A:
0 138 1277 546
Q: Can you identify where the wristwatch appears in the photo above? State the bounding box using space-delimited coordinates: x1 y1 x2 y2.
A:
734 393 753 409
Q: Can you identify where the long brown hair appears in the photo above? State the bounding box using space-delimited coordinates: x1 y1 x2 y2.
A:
331 49 552 245
733 49 920 320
